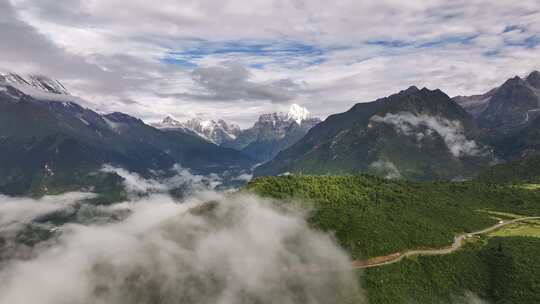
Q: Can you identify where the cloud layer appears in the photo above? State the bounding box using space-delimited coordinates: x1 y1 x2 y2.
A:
0 167 363 303
0 166 497 303
174 63 297 103
1 0 540 126
369 159 402 180
371 112 483 157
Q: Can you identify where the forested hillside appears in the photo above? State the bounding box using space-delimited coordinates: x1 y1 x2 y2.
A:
247 175 540 303
247 175 540 258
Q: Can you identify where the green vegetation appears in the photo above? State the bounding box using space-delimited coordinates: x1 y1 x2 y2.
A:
364 237 540 304
480 210 523 220
247 175 540 303
248 175 540 258
254 88 493 181
489 219 540 238
477 154 540 184
519 183 540 190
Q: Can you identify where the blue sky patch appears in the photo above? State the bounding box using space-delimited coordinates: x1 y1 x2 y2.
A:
503 25 526 33
366 39 412 48
483 50 500 58
504 35 540 48
365 35 478 50
162 40 329 69
160 57 198 68
416 34 478 48
524 35 540 48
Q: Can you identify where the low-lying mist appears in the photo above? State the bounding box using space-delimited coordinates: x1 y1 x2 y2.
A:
0 166 364 304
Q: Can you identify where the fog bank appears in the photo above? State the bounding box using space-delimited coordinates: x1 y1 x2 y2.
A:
0 168 363 304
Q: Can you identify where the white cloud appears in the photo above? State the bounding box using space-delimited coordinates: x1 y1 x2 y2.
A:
0 192 95 231
0 175 363 303
101 165 168 195
369 160 402 179
101 164 228 197
174 62 297 103
233 173 254 182
1 0 539 126
371 112 484 157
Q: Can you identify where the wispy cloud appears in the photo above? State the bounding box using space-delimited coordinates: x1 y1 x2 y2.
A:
165 40 326 63
0 167 363 303
2 0 540 125
370 112 486 157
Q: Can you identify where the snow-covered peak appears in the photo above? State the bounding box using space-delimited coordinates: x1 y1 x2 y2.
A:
0 72 80 104
185 118 241 144
160 115 185 128
197 119 214 131
154 116 241 144
287 104 310 124
256 104 316 127
153 115 197 134
0 72 70 95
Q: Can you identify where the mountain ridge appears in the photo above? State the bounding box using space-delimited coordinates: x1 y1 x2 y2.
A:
453 70 540 160
254 86 493 181
454 71 540 135
224 104 322 162
0 81 255 195
0 72 70 95
155 104 322 162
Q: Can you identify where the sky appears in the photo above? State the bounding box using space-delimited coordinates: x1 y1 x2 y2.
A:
1 0 540 127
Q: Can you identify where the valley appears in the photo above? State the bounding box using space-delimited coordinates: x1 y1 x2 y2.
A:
3 1 540 303
248 175 540 303
2 64 540 304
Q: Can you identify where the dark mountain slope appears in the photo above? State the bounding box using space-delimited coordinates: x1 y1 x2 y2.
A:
452 88 496 118
227 114 321 162
155 104 321 163
0 84 254 195
477 76 540 134
455 71 540 134
254 87 493 181
454 71 540 160
477 153 540 184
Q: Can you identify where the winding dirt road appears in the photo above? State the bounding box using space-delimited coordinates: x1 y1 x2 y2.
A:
351 216 540 269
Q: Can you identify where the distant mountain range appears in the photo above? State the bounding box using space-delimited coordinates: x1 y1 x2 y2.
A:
2 69 540 193
154 116 242 145
454 71 540 160
0 72 70 96
0 73 255 195
454 71 540 136
154 104 321 162
255 86 494 181
256 70 540 181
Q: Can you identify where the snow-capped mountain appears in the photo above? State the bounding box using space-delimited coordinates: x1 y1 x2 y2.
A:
251 104 319 140
255 87 494 180
153 116 241 144
223 104 322 162
0 72 78 105
0 72 70 95
184 118 241 144
0 80 256 195
287 103 311 125
243 104 317 134
154 116 192 133
155 104 321 162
